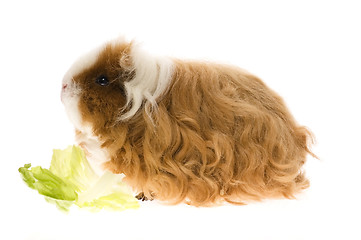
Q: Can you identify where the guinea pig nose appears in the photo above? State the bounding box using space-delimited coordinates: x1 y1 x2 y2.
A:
62 84 68 90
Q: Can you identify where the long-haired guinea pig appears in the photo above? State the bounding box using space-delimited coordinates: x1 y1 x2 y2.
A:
61 37 315 206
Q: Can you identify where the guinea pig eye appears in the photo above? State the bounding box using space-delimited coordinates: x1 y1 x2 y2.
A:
95 75 109 86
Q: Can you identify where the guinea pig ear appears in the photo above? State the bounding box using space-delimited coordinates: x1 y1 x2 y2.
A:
118 42 134 70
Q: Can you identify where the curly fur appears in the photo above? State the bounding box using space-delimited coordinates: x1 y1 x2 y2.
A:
62 39 315 206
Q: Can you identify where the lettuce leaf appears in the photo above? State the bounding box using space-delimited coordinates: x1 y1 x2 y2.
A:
19 145 139 212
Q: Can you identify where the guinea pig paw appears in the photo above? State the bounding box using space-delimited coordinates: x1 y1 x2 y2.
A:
135 192 153 201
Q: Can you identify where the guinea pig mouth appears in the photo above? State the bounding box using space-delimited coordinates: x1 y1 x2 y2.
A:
61 84 67 102
61 90 77 103
61 81 81 103
61 84 71 103
61 85 84 130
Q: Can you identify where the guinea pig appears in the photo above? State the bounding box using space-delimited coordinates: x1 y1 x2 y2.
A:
61 37 315 206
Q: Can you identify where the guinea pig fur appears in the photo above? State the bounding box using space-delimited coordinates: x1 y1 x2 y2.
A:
61 37 315 206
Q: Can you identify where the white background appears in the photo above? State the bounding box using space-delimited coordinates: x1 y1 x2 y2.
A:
1 0 360 239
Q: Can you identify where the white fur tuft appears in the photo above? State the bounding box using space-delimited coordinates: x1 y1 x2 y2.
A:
119 43 174 121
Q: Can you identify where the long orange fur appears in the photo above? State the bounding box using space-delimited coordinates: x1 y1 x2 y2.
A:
70 42 314 206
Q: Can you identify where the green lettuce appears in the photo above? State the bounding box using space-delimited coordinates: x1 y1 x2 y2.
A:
19 145 139 212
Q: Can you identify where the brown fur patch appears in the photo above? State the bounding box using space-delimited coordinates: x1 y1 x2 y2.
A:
73 42 134 131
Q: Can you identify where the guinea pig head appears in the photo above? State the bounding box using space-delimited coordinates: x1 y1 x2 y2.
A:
61 41 134 133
